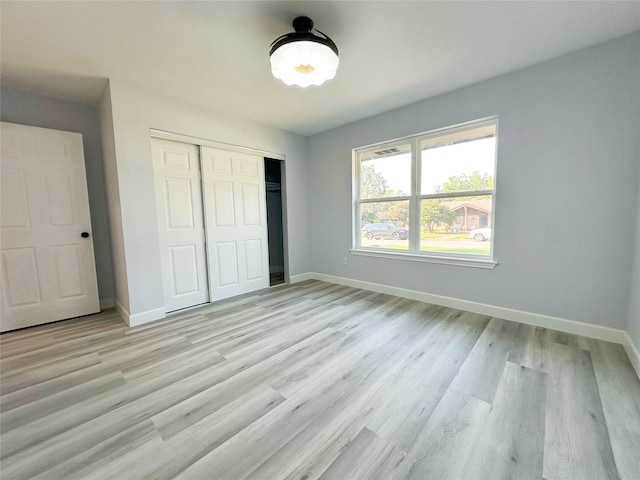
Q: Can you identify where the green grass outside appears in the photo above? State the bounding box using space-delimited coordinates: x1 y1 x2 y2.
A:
362 232 472 241
420 246 489 255
371 244 489 255
420 232 469 241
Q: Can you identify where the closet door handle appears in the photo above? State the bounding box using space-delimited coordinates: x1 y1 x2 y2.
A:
81 232 90 238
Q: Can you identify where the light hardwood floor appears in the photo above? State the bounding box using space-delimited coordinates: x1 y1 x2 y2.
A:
1 280 639 479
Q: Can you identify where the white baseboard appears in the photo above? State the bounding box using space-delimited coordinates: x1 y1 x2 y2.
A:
290 272 315 283
114 301 166 327
303 272 628 346
623 332 640 379
115 300 130 324
100 297 115 309
128 307 166 327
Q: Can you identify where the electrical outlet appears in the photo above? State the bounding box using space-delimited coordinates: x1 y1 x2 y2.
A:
342 256 348 265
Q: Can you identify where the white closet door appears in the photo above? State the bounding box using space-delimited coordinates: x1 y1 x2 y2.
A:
200 146 269 301
0 122 99 332
152 138 208 312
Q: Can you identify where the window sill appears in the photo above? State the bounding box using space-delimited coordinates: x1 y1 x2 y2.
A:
350 248 498 269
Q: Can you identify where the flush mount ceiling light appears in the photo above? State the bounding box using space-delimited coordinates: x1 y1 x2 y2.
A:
269 16 339 88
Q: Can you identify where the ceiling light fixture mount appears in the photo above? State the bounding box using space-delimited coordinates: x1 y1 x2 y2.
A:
269 16 339 88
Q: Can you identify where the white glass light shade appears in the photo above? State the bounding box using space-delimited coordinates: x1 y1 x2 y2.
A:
270 41 339 88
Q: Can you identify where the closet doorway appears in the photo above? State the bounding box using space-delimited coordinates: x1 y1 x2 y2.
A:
265 159 285 286
151 135 286 313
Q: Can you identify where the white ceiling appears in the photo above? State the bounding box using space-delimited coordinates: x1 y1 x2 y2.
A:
1 1 639 136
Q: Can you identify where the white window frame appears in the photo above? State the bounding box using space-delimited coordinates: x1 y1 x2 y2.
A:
351 117 499 269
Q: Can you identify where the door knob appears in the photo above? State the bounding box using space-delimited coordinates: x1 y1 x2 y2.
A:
81 232 90 238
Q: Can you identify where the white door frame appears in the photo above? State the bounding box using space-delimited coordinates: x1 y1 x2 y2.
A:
150 129 284 161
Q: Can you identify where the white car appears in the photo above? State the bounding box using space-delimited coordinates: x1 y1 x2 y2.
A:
469 227 492 242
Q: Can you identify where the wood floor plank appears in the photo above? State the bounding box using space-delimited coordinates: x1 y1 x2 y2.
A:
317 427 402 480
268 317 404 399
449 316 520 403
381 387 492 480
29 420 161 480
588 339 640 479
588 340 640 433
243 386 378 480
366 310 489 452
0 353 226 463
508 323 549 372
148 384 285 480
330 287 379 306
244 310 447 480
181 306 272 344
0 314 125 361
0 352 103 394
1 361 124 412
173 306 435 480
1 371 126 432
462 361 548 480
152 328 344 439
1 280 638 480
568 333 590 351
121 340 226 383
543 343 619 480
98 335 195 373
0 325 125 369
88 384 285 480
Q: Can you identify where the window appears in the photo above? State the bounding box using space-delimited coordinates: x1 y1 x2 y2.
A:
353 118 498 267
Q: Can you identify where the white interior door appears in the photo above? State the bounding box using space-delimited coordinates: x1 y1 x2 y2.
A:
200 146 269 301
152 138 209 312
0 122 99 332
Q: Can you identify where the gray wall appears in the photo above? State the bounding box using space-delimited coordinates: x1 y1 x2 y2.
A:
1 86 115 305
98 83 129 312
628 166 640 354
308 32 640 329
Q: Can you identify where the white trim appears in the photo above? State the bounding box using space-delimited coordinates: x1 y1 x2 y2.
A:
100 297 115 309
289 272 315 283
128 307 166 327
623 331 640 379
149 128 285 161
350 249 497 269
303 272 628 345
114 301 166 327
115 300 130 324
353 116 498 263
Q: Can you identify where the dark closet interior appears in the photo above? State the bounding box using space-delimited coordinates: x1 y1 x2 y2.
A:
264 158 285 286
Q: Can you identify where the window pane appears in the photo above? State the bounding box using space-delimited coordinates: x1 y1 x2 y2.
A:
421 129 496 195
360 144 411 199
420 195 492 256
360 200 409 250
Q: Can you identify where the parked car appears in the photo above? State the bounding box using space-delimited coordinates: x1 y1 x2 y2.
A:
362 223 408 240
469 227 492 242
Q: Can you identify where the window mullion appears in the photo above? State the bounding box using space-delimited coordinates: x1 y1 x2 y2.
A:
409 138 419 253
353 151 360 248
